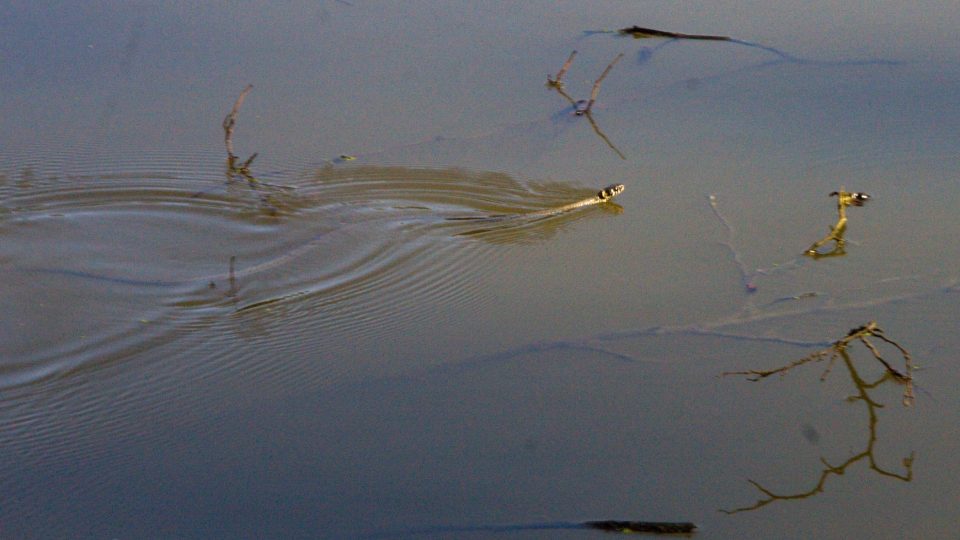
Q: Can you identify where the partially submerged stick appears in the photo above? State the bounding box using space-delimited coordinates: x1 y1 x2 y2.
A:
547 50 577 87
585 520 697 534
223 84 253 163
723 321 914 406
379 519 697 536
619 25 730 41
545 52 627 159
584 52 624 115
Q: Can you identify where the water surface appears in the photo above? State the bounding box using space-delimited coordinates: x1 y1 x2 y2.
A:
2 1 959 538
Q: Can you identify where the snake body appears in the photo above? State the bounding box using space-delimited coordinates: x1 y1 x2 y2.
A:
30 183 625 288
445 183 625 222
521 183 624 218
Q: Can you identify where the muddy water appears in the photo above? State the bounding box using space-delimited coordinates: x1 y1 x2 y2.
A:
3 1 960 538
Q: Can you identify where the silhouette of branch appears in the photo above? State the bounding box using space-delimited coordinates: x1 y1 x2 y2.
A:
618 25 730 41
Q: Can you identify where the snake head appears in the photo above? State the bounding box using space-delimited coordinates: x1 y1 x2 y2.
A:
598 183 625 201
829 190 870 207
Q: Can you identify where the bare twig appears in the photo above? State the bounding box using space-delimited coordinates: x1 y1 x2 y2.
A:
223 84 253 161
618 25 730 41
547 50 577 87
723 321 915 404
584 521 696 534
585 52 624 115
545 53 626 159
723 350 832 381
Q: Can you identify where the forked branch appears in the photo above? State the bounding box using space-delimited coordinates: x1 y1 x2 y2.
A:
721 322 916 514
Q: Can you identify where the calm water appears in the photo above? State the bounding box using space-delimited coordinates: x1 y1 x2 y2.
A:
2 1 960 538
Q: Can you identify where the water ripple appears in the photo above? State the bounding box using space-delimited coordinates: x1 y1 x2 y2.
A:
1 158 622 400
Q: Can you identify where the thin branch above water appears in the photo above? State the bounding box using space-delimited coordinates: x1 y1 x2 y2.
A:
721 321 915 513
545 51 627 160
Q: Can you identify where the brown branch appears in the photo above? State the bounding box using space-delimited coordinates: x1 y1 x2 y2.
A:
545 53 627 159
547 50 577 87
583 110 627 160
223 84 253 161
619 26 730 41
584 521 696 534
722 350 830 381
584 53 623 115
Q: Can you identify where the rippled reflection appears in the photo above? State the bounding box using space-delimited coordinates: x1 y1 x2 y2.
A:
1 158 622 390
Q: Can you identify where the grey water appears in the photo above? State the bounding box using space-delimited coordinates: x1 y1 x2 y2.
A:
2 1 960 538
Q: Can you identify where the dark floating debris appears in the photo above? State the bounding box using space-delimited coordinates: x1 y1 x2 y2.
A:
585 520 698 534
618 25 731 41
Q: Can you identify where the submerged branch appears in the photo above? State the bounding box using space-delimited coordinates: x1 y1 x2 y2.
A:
223 84 253 162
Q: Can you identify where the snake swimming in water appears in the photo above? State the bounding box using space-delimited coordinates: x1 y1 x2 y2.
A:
511 182 624 217
28 183 625 289
445 183 624 222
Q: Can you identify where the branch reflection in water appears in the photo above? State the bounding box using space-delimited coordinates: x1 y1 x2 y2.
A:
721 322 915 514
